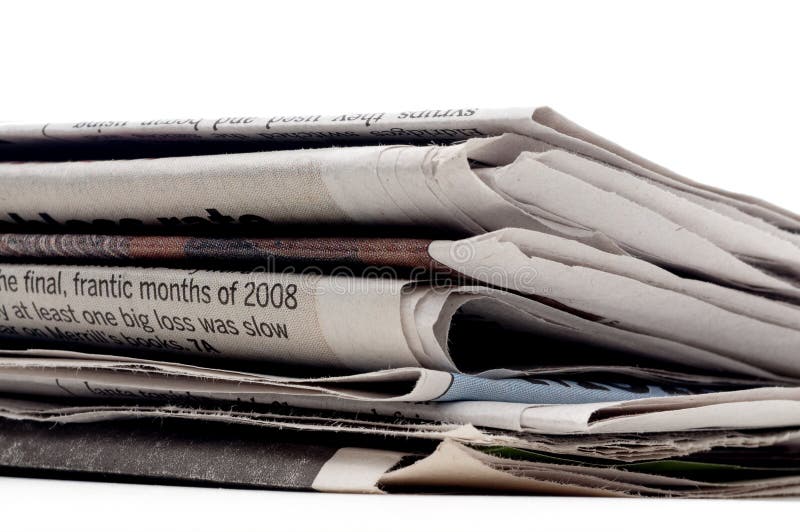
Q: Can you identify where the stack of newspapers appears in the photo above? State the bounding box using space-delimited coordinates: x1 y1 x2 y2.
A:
2 107 800 497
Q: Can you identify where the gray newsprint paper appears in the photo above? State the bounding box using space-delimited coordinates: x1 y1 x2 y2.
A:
1 252 800 378
0 353 738 406
3 396 799 462
2 400 800 497
1 106 796 235
0 262 695 374
1 349 799 436
3 138 799 298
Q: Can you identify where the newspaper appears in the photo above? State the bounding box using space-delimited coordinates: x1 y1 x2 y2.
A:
0 349 797 436
5 231 800 334
1 106 796 235
2 135 799 296
2 106 800 496
380 440 800 497
0 107 793 228
0 260 800 379
2 237 800 379
0 357 718 404
2 401 800 497
3 396 798 462
0 353 722 405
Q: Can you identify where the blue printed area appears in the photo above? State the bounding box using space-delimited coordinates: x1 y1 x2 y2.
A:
435 374 717 404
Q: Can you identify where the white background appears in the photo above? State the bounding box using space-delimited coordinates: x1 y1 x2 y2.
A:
2 0 799 530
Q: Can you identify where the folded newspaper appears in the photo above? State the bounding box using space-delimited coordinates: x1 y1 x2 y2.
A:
0 107 799 497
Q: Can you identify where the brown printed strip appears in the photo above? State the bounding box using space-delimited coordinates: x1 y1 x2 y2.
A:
0 233 442 272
